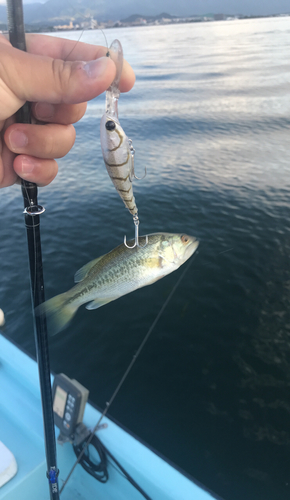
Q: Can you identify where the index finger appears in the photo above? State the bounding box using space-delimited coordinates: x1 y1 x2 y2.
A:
25 34 135 93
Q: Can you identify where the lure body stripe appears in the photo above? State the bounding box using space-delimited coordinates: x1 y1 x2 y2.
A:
100 39 138 216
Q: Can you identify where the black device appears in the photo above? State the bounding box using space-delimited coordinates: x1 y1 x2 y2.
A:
52 373 89 440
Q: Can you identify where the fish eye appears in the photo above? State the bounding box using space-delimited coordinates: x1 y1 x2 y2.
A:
181 235 189 244
105 120 116 131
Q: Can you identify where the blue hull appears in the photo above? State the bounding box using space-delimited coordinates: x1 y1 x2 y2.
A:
0 334 218 499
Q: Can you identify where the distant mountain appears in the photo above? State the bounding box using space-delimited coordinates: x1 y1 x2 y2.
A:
25 0 106 24
0 0 107 26
121 12 177 23
0 0 192 28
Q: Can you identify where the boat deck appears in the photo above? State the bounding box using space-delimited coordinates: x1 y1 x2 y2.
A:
0 334 218 500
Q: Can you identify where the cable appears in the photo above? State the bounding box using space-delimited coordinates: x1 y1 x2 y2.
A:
73 434 108 483
73 432 152 500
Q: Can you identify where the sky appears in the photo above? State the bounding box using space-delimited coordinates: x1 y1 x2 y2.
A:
111 0 290 16
1 0 289 16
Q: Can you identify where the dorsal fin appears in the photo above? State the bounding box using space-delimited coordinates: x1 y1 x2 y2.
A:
74 256 104 283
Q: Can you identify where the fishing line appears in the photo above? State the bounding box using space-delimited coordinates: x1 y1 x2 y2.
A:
63 29 85 61
60 250 198 494
57 23 198 493
62 16 109 62
218 247 234 255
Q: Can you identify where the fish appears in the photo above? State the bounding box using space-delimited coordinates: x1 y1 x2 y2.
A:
100 39 138 216
36 233 199 335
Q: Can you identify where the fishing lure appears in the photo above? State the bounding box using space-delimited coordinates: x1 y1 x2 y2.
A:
100 39 146 248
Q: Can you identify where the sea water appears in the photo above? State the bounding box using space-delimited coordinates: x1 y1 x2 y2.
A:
1 17 290 500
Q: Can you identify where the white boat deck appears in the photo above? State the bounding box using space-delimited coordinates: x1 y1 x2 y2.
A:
0 334 220 500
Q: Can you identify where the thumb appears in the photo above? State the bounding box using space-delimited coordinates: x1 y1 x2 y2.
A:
0 43 116 120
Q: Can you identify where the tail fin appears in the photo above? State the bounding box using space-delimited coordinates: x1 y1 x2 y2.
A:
35 292 78 335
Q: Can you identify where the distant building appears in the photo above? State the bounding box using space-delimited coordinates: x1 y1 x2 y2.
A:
79 17 97 30
106 20 115 27
131 17 147 25
53 20 74 30
214 14 225 21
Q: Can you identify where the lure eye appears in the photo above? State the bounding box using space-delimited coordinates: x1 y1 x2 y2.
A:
106 120 116 131
181 235 189 244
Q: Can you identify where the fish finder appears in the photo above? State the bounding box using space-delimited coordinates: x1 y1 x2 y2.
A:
52 373 89 441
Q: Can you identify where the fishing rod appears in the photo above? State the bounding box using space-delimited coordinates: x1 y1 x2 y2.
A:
5 1 60 498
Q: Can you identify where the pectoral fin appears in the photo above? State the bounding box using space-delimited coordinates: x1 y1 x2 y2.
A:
158 253 174 266
74 256 104 283
85 297 115 310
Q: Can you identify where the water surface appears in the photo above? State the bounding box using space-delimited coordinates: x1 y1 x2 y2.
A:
1 17 290 500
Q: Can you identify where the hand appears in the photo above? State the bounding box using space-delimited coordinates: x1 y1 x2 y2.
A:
0 34 135 188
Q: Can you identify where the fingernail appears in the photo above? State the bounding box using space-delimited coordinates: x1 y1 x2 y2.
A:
83 57 109 78
9 130 28 149
34 102 55 120
21 156 35 174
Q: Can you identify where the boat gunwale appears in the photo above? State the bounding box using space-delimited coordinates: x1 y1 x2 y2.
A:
0 330 225 500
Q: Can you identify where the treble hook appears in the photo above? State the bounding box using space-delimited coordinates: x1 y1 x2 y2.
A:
124 214 148 249
128 139 146 181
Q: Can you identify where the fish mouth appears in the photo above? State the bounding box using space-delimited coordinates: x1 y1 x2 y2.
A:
184 237 199 260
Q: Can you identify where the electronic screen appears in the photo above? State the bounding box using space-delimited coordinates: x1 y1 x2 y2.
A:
53 385 67 418
52 373 89 438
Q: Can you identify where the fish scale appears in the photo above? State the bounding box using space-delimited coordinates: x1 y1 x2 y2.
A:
36 233 199 335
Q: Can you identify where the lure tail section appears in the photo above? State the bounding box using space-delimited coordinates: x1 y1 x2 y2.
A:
35 293 78 336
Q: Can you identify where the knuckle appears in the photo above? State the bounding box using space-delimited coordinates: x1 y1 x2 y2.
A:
44 131 55 157
46 161 58 184
68 124 76 146
51 58 72 101
74 103 87 123
37 160 58 187
45 124 75 159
